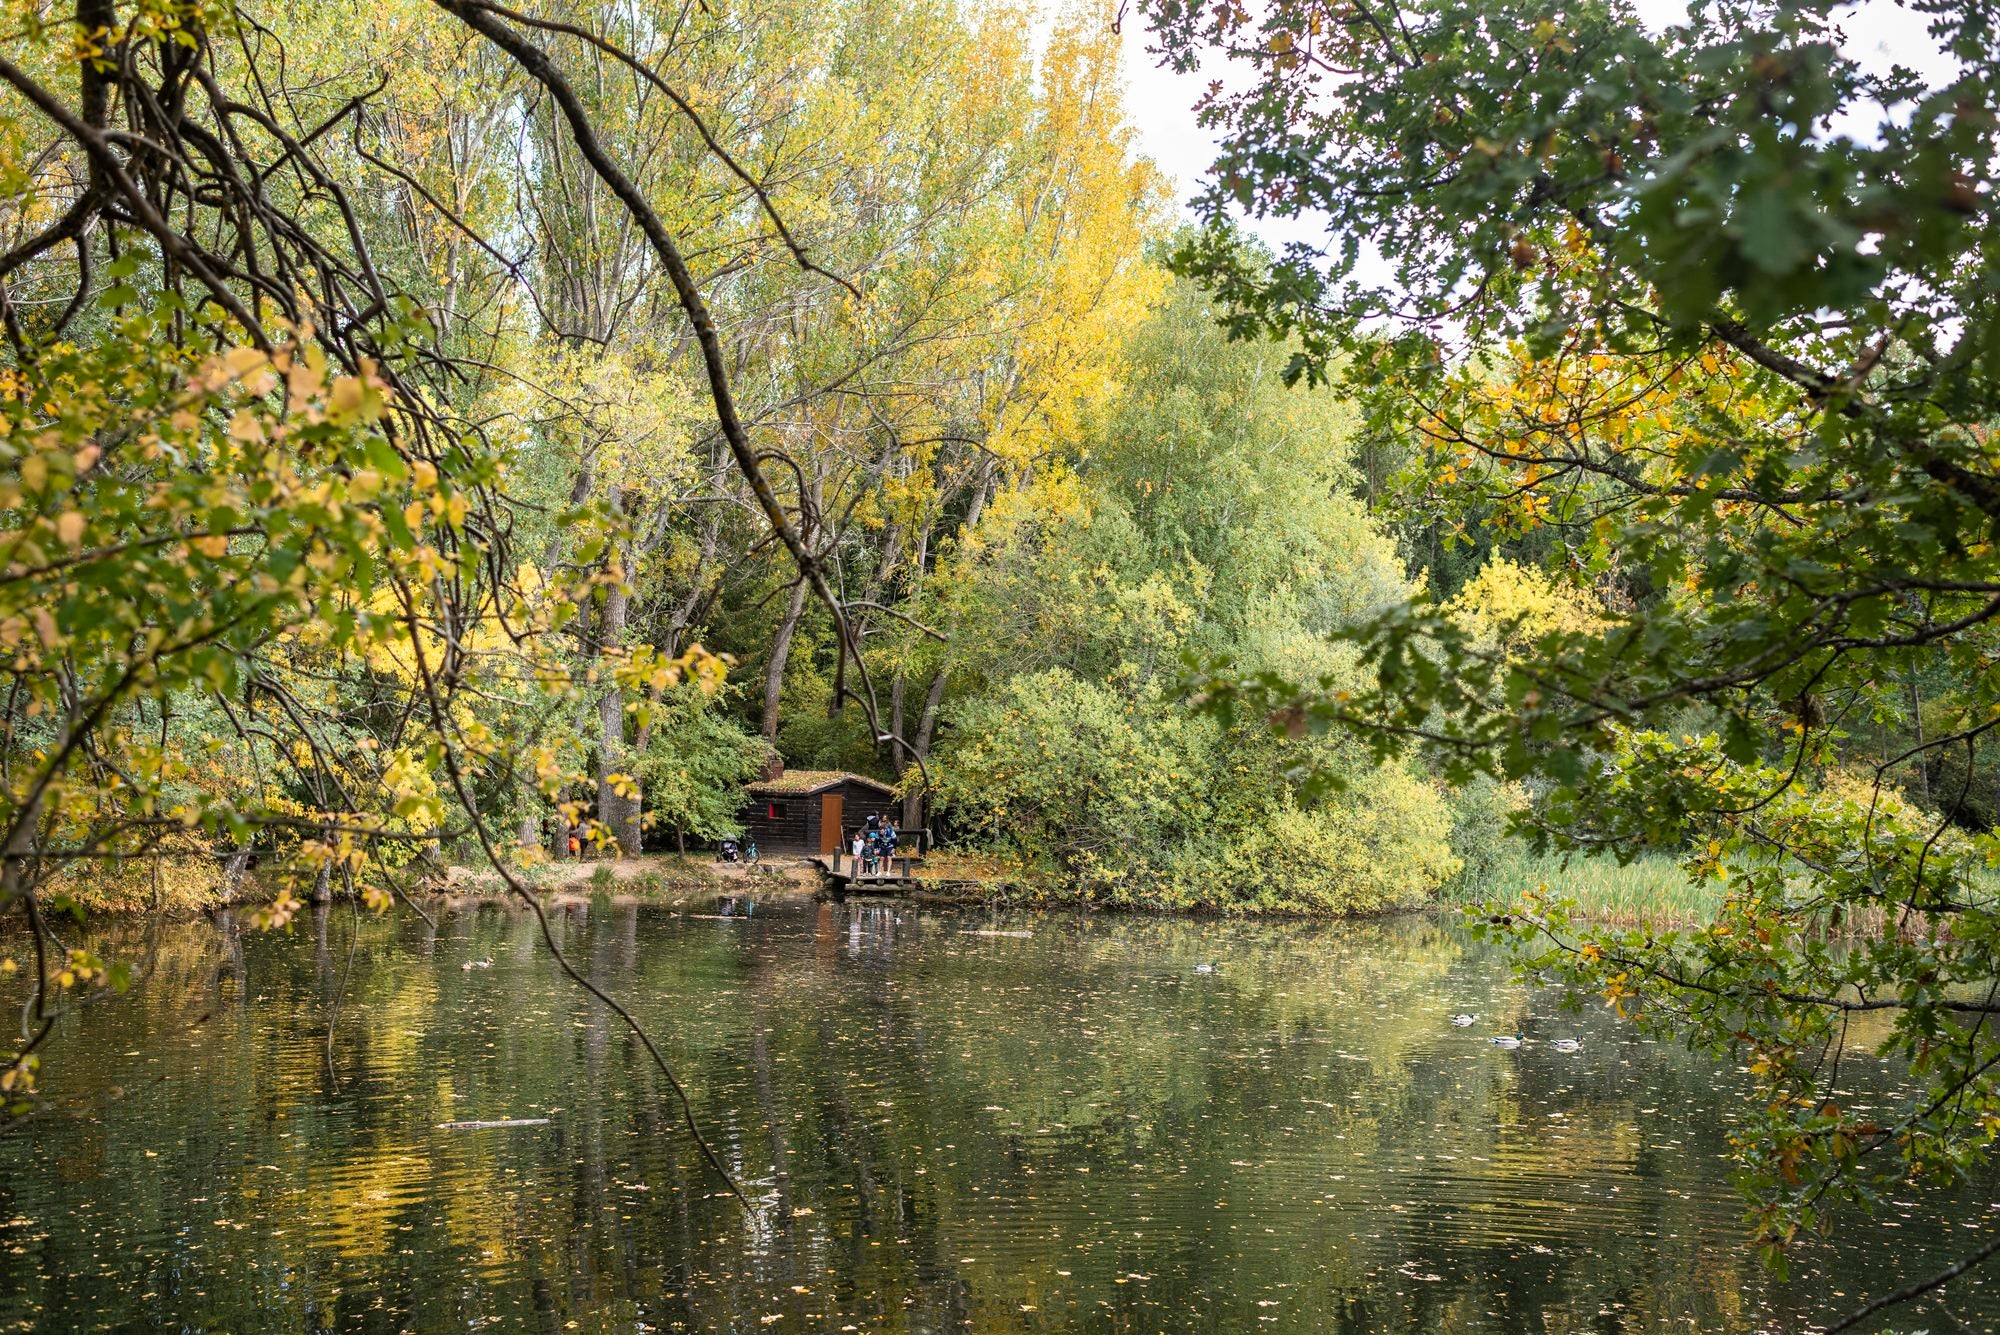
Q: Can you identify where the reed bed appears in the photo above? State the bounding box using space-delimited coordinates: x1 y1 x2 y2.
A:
1443 849 1724 927
1446 849 2000 936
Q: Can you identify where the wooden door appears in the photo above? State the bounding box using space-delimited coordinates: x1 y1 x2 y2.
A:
818 794 843 855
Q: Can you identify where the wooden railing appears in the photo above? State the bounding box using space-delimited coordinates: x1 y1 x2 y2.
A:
829 851 915 880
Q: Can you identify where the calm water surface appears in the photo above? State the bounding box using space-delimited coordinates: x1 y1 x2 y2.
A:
0 898 1994 1333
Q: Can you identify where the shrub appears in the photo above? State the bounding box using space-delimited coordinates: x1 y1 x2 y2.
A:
936 669 1460 912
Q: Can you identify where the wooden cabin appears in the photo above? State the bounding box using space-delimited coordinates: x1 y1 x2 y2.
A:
737 766 901 855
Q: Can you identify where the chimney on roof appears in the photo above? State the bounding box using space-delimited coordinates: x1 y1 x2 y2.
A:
764 753 785 782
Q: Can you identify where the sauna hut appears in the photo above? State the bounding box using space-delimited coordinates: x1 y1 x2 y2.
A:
737 765 901 855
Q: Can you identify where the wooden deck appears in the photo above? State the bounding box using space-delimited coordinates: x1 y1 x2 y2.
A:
812 851 920 893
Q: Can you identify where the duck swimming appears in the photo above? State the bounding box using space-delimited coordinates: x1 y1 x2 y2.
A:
1551 1038 1582 1053
1450 1013 1477 1027
1490 1034 1524 1049
1193 963 1218 975
460 957 493 971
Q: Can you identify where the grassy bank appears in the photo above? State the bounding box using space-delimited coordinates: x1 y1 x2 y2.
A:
903 844 1726 926
37 843 1729 926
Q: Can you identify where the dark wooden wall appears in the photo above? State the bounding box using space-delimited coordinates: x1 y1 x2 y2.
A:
736 793 812 850
735 781 901 852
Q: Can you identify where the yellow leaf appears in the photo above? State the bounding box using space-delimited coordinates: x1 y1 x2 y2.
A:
56 511 83 549
287 354 326 405
327 375 371 423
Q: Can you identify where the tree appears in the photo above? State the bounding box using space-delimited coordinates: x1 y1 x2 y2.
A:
637 684 770 850
0 4 580 1116
684 0 1169 829
1147 0 2000 1316
931 273 1458 910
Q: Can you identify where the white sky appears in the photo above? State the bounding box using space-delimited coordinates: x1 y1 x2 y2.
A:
1114 0 1962 250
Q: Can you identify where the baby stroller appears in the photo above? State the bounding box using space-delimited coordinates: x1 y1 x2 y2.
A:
717 837 742 864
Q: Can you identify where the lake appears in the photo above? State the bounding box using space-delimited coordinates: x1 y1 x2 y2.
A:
0 896 1994 1333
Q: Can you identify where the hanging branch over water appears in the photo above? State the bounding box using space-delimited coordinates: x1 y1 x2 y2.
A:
0 0 977 1218
0 1 519 1128
0 4 772 1201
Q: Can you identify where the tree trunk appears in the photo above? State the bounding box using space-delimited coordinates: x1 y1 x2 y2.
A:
1907 666 1931 807
596 491 644 855
893 467 992 835
761 577 810 743
220 846 254 902
889 672 906 780
660 501 722 660
903 666 949 833
597 671 642 854
517 772 543 858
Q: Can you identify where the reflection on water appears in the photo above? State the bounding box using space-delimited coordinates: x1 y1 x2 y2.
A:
0 899 1994 1333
